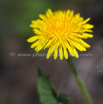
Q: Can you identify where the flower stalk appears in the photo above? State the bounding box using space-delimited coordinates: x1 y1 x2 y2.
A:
67 57 93 104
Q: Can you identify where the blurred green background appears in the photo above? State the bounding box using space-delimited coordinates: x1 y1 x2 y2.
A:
0 0 103 104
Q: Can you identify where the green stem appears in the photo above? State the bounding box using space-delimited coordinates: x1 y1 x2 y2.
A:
67 57 93 104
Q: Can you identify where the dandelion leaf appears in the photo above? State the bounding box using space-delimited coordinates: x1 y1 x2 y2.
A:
37 67 71 104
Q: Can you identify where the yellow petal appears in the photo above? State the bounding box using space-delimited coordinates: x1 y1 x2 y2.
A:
79 39 90 48
69 10 74 19
33 29 42 34
75 33 93 39
46 9 53 18
85 30 93 33
59 46 63 60
44 38 54 49
64 48 68 59
39 14 45 19
73 41 86 51
46 45 54 59
72 47 79 58
31 20 36 24
82 33 93 38
75 34 87 39
66 10 70 16
35 45 43 52
30 24 35 28
69 41 79 58
61 39 68 59
31 41 39 48
27 36 38 42
54 47 58 60
66 42 74 57
82 18 90 24
75 13 80 19
47 9 53 15
83 24 94 29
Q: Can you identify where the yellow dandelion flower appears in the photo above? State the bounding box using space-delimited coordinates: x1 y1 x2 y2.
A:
27 9 94 60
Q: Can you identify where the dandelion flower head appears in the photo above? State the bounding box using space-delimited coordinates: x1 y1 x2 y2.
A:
27 9 94 60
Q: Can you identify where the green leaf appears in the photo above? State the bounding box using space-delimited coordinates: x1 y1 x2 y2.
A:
58 93 71 104
37 67 71 104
